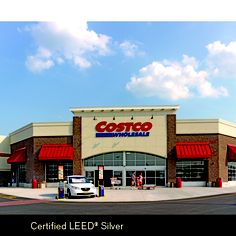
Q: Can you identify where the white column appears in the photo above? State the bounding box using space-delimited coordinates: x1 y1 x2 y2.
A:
122 151 126 187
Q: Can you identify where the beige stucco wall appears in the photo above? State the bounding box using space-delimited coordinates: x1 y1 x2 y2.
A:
0 135 10 153
81 114 167 159
218 119 236 138
0 135 10 171
177 119 236 138
0 157 10 171
10 122 72 144
9 123 33 144
176 119 219 134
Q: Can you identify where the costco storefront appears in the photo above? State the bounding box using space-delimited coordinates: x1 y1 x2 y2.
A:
6 105 236 187
71 106 176 187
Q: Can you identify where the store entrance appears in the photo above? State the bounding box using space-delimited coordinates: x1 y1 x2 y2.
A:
95 170 113 187
84 151 166 187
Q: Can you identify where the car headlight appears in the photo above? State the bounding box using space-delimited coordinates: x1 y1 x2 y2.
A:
71 186 80 190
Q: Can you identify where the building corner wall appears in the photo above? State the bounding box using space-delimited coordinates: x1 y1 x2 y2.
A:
208 137 220 184
218 134 236 183
167 114 176 184
10 138 35 184
73 117 82 175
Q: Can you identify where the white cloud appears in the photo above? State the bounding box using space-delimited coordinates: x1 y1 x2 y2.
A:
182 54 198 68
206 41 236 76
119 40 143 57
197 78 228 97
25 21 111 72
26 47 54 72
73 56 91 68
126 55 228 100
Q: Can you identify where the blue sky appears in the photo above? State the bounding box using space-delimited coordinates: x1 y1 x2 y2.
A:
1 21 236 135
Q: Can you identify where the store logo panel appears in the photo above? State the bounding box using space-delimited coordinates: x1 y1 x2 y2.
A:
95 121 153 138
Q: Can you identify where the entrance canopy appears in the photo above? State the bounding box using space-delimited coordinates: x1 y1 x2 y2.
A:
7 147 26 164
38 144 74 161
227 144 236 161
176 142 212 159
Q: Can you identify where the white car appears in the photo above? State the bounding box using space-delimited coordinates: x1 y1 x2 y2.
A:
65 175 97 198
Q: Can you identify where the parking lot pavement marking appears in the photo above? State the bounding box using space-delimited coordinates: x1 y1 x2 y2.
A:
0 199 49 207
0 194 17 200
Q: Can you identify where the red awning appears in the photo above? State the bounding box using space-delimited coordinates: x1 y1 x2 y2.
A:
7 147 27 164
227 144 236 161
176 142 212 159
38 144 74 161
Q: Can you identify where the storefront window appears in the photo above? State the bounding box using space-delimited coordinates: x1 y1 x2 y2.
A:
176 160 207 181
84 151 165 167
156 157 166 166
126 152 135 166
19 164 26 183
46 161 73 182
146 155 155 166
125 152 164 167
156 170 165 185
146 171 155 184
85 171 94 183
84 151 166 187
84 152 124 167
46 163 57 182
84 158 94 166
125 170 165 186
126 171 135 186
64 162 73 178
11 164 26 184
113 171 122 186
104 153 113 166
94 154 103 166
136 153 145 166
114 153 123 166
228 162 236 181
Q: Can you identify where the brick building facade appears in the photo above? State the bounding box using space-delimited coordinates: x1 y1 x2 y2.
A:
2 106 236 187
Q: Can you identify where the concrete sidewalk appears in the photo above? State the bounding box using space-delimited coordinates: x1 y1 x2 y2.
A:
1 186 236 202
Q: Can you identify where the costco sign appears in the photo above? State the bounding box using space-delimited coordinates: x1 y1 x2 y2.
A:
95 121 153 138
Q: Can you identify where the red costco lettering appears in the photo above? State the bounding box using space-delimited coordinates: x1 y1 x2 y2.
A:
106 123 116 132
95 121 107 132
116 123 125 132
133 122 142 132
95 121 153 132
124 122 133 132
141 122 153 131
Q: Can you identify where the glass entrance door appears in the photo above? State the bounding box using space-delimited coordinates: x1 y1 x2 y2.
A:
84 151 166 187
125 169 165 186
94 170 113 187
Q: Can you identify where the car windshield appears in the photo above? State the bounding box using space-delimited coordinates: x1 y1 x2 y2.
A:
68 177 90 184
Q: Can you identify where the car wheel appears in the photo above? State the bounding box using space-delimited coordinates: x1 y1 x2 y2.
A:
67 189 72 199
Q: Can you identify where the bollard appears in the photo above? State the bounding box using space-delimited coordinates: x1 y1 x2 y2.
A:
32 178 38 189
216 177 222 188
99 185 104 197
58 181 65 199
176 177 182 188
